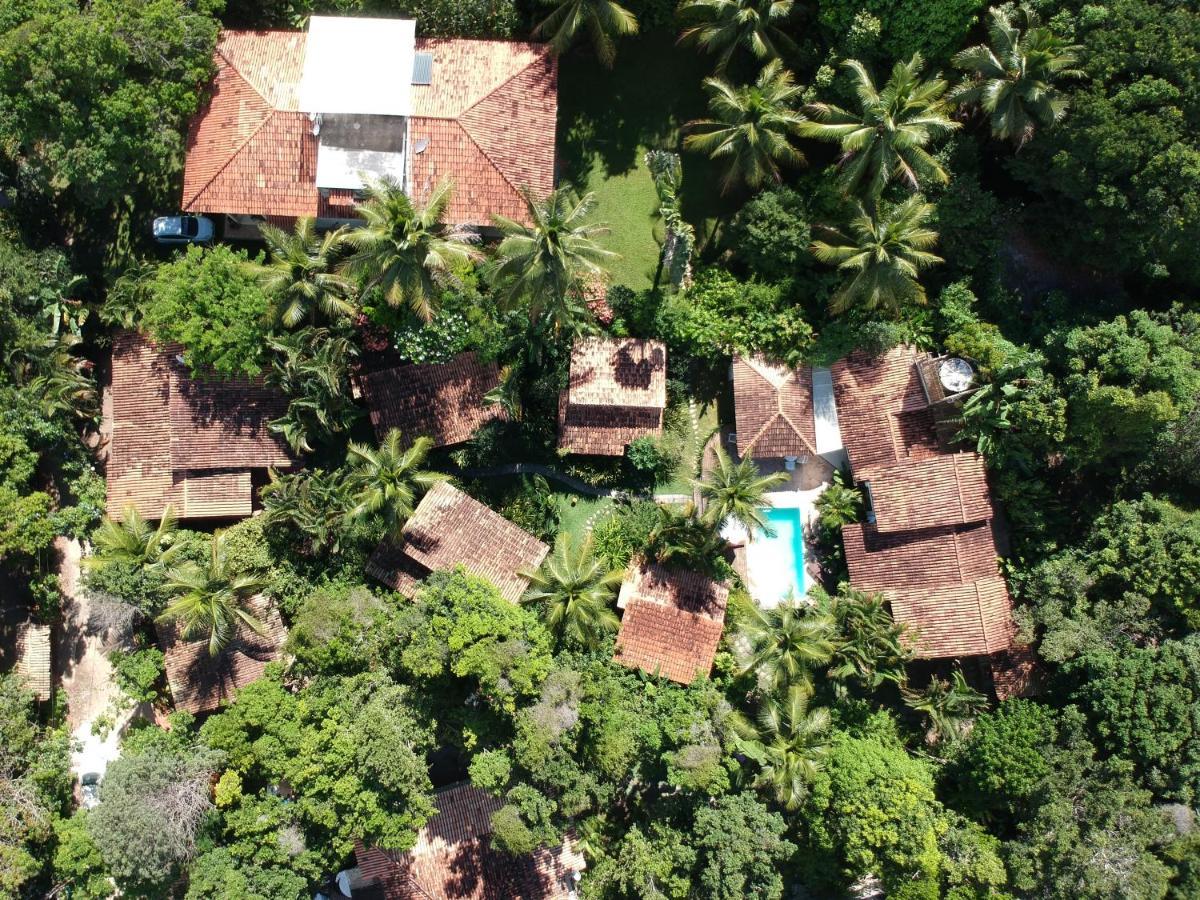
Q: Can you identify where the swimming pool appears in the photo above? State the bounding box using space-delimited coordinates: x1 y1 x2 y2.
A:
744 506 806 607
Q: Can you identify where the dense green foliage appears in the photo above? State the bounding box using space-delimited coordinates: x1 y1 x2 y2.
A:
4 0 1200 895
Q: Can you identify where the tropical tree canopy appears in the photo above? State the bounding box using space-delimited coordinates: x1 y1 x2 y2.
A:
258 217 354 328
678 0 797 74
812 195 943 315
86 505 180 571
800 54 959 198
951 4 1083 147
158 531 267 656
684 60 807 193
521 532 623 648
534 0 638 66
341 177 480 322
744 684 832 809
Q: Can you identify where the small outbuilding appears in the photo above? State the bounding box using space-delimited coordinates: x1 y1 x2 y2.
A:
558 338 667 456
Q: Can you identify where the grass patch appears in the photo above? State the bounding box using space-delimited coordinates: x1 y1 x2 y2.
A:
556 32 739 290
555 492 615 541
656 399 719 494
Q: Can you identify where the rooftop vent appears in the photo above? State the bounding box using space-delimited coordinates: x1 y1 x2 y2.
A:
412 52 433 85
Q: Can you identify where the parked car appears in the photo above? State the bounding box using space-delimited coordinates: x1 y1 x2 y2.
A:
152 214 214 245
80 771 102 809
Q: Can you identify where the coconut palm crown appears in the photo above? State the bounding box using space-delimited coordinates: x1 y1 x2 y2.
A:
159 531 267 656
490 188 617 331
684 59 806 193
951 4 1083 147
811 194 943 315
678 0 797 74
259 217 354 328
535 0 638 67
696 447 789 537
521 532 623 648
799 54 959 198
346 431 448 538
87 505 181 571
341 177 480 322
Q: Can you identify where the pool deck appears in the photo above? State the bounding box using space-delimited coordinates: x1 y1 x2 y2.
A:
724 485 827 608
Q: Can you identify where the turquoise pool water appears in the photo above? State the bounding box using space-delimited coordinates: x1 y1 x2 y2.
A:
750 506 806 605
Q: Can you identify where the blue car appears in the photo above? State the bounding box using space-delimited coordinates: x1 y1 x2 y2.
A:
152 214 215 245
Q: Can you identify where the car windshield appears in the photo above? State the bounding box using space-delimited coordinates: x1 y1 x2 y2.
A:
182 217 199 237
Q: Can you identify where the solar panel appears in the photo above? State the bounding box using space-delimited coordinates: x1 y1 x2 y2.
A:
412 52 433 85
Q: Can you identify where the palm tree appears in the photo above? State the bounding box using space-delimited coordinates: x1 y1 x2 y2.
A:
678 0 797 74
812 586 911 696
490 188 618 333
259 217 354 328
521 532 623 647
903 670 988 745
799 54 959 198
743 684 831 809
346 431 447 537
159 531 267 656
696 447 788 537
341 177 480 322
812 473 863 527
951 4 1082 148
87 506 181 571
684 60 806 193
535 0 638 66
261 468 356 556
735 596 838 695
811 195 942 315
646 502 728 572
265 328 361 454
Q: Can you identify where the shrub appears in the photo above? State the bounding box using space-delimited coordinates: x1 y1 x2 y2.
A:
818 0 987 62
729 187 812 282
626 435 678 484
109 648 165 704
141 245 272 378
592 500 660 568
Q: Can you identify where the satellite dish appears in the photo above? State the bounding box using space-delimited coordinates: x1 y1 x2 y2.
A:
939 357 975 394
414 138 429 154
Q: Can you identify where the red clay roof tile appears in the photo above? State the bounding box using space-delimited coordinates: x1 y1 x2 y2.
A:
732 355 819 459
559 338 668 456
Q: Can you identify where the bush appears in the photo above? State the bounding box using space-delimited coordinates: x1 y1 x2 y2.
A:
729 188 812 282
626 435 678 484
109 648 165 705
818 0 987 62
141 244 272 378
592 500 660 568
659 269 813 367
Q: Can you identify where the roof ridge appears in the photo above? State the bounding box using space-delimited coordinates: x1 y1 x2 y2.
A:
455 55 549 201
181 58 277 209
216 42 272 106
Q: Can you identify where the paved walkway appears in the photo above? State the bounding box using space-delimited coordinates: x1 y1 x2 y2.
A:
54 537 137 781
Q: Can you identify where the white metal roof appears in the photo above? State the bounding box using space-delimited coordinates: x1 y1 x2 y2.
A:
298 16 416 117
811 366 846 457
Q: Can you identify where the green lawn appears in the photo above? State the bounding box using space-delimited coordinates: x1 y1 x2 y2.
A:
555 33 737 292
555 492 615 542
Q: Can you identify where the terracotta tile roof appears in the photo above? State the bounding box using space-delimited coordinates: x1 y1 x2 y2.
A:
843 521 1000 590
989 644 1042 700
359 352 506 447
14 622 51 702
731 355 818 459
613 561 728 684
559 338 667 456
832 345 1024 667
860 453 993 533
107 332 294 520
182 31 556 226
355 783 585 899
366 482 549 602
830 345 940 471
158 596 287 715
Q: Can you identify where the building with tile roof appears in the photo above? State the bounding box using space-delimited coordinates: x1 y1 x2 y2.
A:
181 18 557 228
14 622 52 702
831 346 1033 697
559 338 668 456
158 596 287 715
366 482 549 603
358 352 506 447
107 332 295 521
355 782 585 899
613 560 729 684
731 355 820 460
